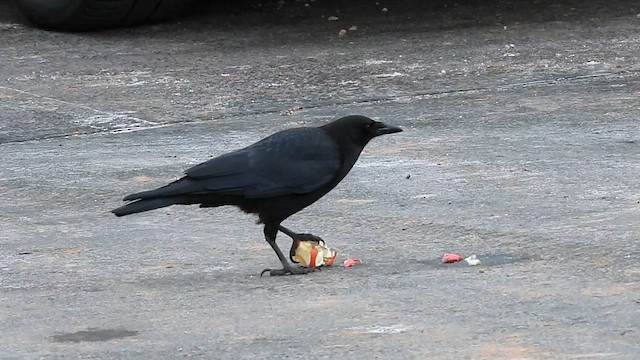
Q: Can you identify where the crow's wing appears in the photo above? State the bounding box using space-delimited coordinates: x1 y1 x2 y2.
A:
184 127 341 198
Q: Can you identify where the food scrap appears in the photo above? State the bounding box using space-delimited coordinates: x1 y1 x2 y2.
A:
442 253 463 263
343 258 362 268
442 253 482 266
464 254 481 266
291 239 337 268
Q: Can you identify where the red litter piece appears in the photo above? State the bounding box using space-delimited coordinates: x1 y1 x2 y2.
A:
442 253 463 263
343 258 362 268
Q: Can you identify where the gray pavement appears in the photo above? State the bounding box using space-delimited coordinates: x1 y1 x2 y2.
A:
1 0 640 358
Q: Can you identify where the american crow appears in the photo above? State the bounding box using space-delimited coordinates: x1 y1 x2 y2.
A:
112 115 402 276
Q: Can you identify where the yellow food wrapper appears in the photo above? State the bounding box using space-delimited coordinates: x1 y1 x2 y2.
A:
292 240 338 268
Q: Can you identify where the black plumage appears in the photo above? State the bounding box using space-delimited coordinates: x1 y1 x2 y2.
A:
112 115 402 276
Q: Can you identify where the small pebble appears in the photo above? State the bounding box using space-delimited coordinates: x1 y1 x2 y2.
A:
382 7 388 12
328 16 339 21
338 29 347 38
349 25 357 31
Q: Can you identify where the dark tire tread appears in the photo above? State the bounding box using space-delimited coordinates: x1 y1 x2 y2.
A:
18 0 194 31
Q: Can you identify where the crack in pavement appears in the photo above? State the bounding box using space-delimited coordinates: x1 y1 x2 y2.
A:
1 70 634 145
0 86 160 127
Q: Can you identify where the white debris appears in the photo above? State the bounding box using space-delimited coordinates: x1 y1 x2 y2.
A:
382 7 388 12
349 25 358 31
464 254 481 266
0 23 24 30
350 325 409 334
338 29 347 38
328 16 339 21
365 59 394 65
372 72 405 78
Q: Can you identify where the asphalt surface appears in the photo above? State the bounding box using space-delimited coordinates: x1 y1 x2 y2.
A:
1 0 640 359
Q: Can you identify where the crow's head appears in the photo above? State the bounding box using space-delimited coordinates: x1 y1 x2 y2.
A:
324 115 402 147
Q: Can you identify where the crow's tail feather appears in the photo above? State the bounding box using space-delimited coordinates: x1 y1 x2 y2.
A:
122 178 195 201
111 197 186 217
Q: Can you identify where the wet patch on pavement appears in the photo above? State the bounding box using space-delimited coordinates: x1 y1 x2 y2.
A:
51 328 138 343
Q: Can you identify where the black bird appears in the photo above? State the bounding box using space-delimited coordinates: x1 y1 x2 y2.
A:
112 115 402 276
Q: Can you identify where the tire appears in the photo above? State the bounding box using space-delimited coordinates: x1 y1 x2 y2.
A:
18 0 194 31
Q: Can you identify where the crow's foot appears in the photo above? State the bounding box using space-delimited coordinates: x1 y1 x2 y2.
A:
260 265 317 277
293 233 325 243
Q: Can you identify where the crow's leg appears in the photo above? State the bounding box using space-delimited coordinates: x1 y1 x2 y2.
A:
260 224 315 276
277 225 325 263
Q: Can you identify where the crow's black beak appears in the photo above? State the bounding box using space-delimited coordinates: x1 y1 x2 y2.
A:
375 122 403 136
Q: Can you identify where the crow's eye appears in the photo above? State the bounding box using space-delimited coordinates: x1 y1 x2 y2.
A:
365 122 375 129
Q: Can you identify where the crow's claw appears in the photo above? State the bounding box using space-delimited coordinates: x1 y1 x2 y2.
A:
260 266 316 277
296 233 325 244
